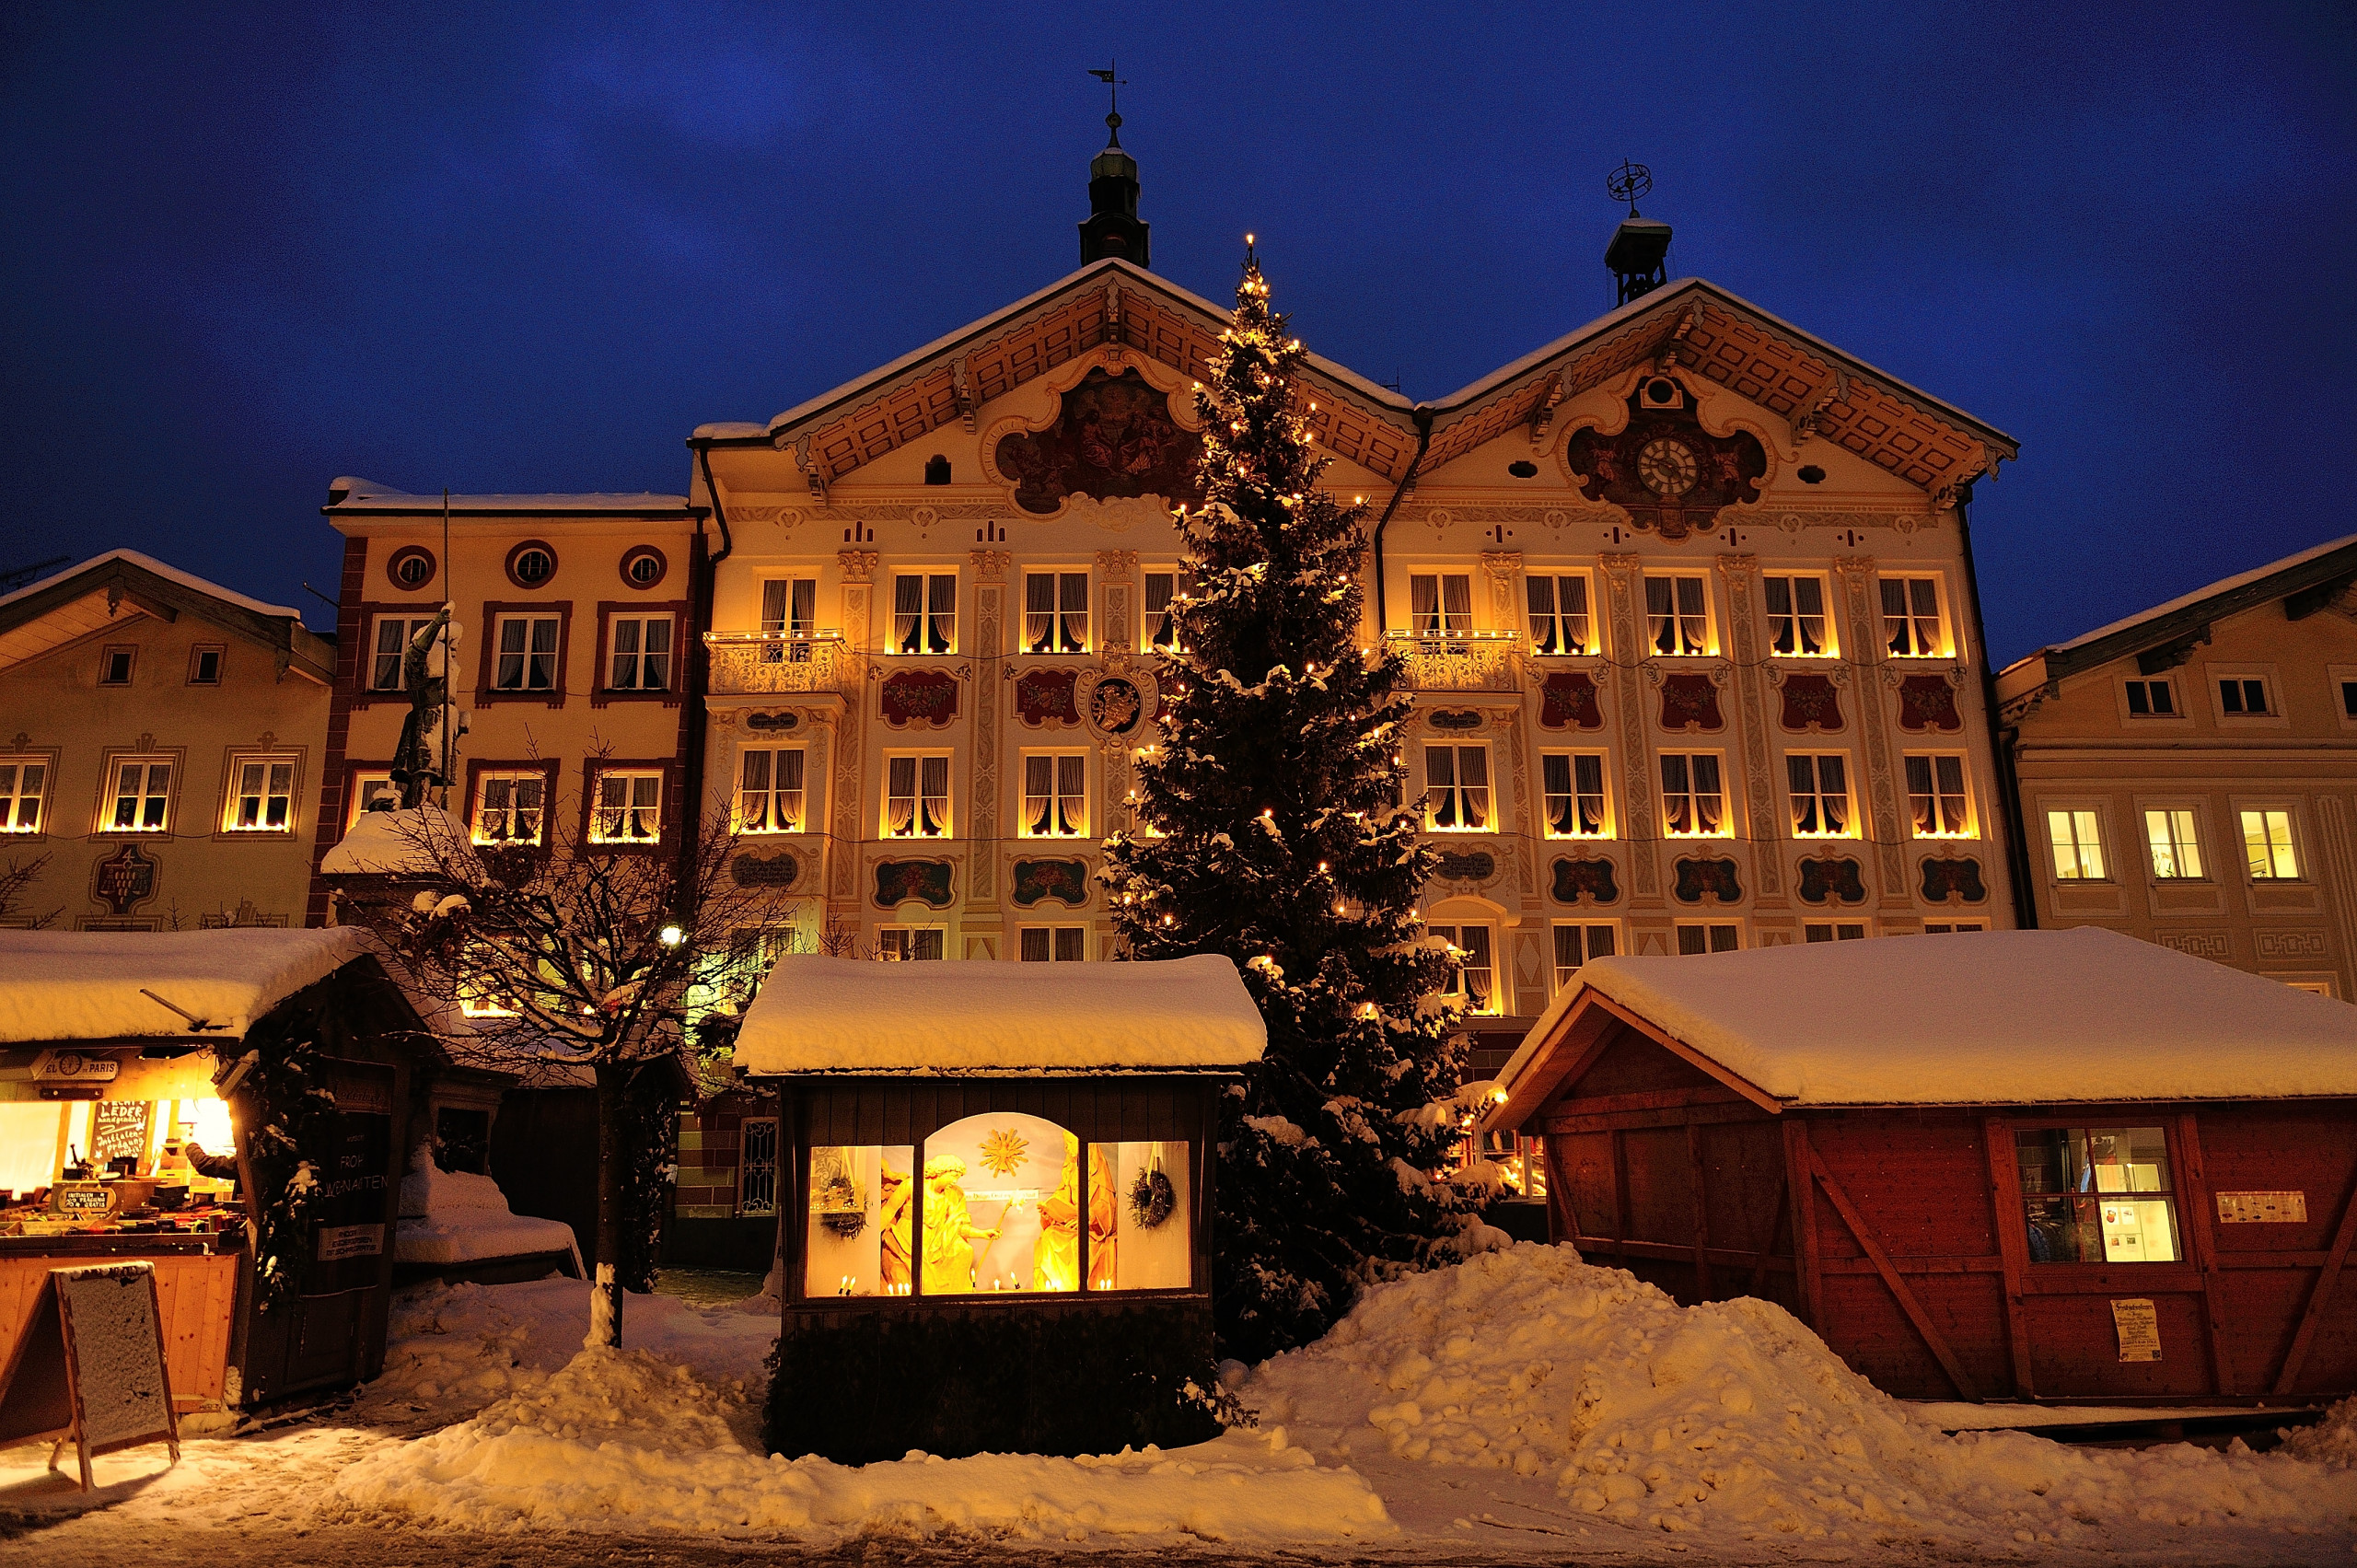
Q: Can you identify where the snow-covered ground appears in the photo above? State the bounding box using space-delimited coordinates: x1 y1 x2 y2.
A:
2 1245 2351 1563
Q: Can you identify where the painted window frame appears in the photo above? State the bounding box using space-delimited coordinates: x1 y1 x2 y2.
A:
1022 569 1091 655
1539 749 1610 838
95 750 180 837
1659 750 1729 838
1422 742 1494 833
466 760 561 848
1878 574 1951 659
1525 571 1597 656
1784 749 1856 839
734 746 808 835
476 600 574 706
1409 572 1476 637
888 572 959 656
595 600 688 700
1903 751 1977 839
586 762 670 847
1018 750 1089 839
1762 574 1836 658
882 752 953 840
221 752 301 836
1643 574 1713 656
0 752 55 837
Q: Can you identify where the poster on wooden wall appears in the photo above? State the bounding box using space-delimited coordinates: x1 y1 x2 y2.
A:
2109 1297 2162 1363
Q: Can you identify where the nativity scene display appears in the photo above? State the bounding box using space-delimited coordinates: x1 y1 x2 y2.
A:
992 367 1203 517
802 1115 1192 1297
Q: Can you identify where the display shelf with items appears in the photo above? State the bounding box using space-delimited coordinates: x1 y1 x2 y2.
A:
2015 1125 2180 1264
0 1081 246 1248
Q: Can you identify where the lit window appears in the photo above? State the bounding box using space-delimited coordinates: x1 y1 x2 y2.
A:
607 615 673 692
2240 808 2299 880
370 615 439 692
99 647 135 686
1144 570 1193 651
188 646 224 685
1019 927 1086 962
884 755 950 838
1644 575 1710 656
2015 1126 2178 1264
472 770 547 845
736 748 806 834
1923 922 1985 935
459 960 518 1018
1422 744 1492 831
108 758 171 832
877 927 943 961
492 614 561 692
1410 574 1473 636
2047 808 2106 880
891 574 957 656
2143 809 2204 880
2219 677 2270 716
1905 754 1973 838
1805 923 1867 942
1024 572 1089 653
1677 923 1740 955
2123 679 2175 717
1660 752 1725 837
1786 753 1852 838
349 771 399 824
1880 576 1947 657
591 770 664 843
1540 751 1608 837
0 760 47 833
761 578 819 663
800 1142 916 1296
1022 754 1086 838
1526 575 1594 656
1551 922 1615 989
1764 575 1832 656
1431 923 1496 1013
226 758 296 832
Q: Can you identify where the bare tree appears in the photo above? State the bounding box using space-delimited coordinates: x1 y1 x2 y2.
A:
0 854 59 929
363 792 770 1350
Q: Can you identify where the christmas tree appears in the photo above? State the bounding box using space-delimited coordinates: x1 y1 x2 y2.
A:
1102 245 1485 1364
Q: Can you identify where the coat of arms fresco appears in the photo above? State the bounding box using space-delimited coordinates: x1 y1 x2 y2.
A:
993 368 1203 517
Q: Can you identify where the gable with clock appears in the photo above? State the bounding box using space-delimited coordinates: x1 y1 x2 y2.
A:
1564 377 1767 541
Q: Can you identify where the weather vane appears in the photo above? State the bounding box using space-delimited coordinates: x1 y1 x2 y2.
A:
1089 62 1128 140
1607 159 1652 218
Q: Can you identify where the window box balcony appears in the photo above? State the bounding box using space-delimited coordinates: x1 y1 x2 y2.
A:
705 631 844 694
1384 629 1521 692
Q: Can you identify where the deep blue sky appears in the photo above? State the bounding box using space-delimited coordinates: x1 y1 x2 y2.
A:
3 4 2351 661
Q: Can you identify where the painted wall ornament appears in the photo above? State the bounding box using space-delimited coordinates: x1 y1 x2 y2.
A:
1538 671 1606 730
1656 673 1724 733
1919 856 1988 904
1011 857 1090 909
1076 668 1156 743
992 368 1203 517
1550 856 1620 905
1796 855 1869 906
873 859 955 910
1428 709 1482 732
1564 382 1766 541
1015 668 1080 728
880 669 959 729
730 850 800 889
92 842 158 916
1433 851 1496 882
1896 674 1963 732
1671 856 1744 905
1775 672 1845 732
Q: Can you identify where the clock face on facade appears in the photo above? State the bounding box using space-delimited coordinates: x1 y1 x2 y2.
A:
1636 437 1700 497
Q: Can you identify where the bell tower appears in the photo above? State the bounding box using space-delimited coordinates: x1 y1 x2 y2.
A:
1603 160 1671 307
1079 65 1149 269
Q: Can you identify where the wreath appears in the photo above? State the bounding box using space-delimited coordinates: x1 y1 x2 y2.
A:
1129 1166 1175 1230
813 1154 867 1238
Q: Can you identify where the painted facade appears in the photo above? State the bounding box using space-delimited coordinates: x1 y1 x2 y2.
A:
1996 535 2357 998
0 552 332 932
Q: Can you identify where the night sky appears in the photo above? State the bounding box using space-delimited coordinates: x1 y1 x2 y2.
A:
3 4 2351 662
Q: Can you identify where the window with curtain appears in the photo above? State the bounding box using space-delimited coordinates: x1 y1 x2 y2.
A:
736 748 807 833
892 574 957 655
1019 926 1087 961
1660 752 1724 837
1905 754 1972 837
591 770 664 843
1540 752 1607 837
1786 753 1851 838
0 759 48 833
885 755 950 838
1422 744 1491 831
1144 570 1193 650
1024 572 1089 653
472 771 546 845
1643 575 1710 656
1551 922 1615 989
1677 923 1740 955
1023 754 1086 837
1431 923 1496 1013
1410 573 1473 636
493 614 561 691
1526 574 1593 656
761 578 818 663
607 615 672 691
1764 575 1831 656
108 758 172 832
226 758 296 831
370 614 439 691
1880 576 1946 657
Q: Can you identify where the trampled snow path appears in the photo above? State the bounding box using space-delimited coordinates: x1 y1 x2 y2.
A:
2 1249 2352 1563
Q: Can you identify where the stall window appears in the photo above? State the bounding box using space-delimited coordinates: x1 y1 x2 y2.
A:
2014 1126 2180 1264
1087 1140 1190 1291
1763 575 1833 657
2047 807 2107 879
107 757 173 832
2241 808 2301 880
1422 744 1492 831
1644 575 1712 656
1410 573 1473 636
0 759 47 833
804 1143 916 1296
1552 922 1615 989
891 574 957 656
918 1112 1086 1295
1432 923 1497 1013
2144 808 2204 880
735 748 806 834
1024 571 1089 653
1660 752 1726 838
1540 751 1608 838
1526 574 1594 656
1786 753 1852 838
738 1118 780 1217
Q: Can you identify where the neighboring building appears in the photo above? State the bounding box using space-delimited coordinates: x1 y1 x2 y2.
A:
308 479 710 926
0 550 333 931
1996 534 2357 997
679 126 2027 1094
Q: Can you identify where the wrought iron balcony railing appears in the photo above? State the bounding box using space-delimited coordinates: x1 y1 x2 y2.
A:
1382 628 1521 691
704 631 845 694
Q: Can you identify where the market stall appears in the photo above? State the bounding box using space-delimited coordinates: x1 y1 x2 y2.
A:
0 929 440 1412
1482 925 2357 1405
734 953 1264 1463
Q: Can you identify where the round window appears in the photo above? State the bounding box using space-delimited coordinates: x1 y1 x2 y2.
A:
505 540 559 589
620 546 668 589
386 546 436 592
1506 459 1538 479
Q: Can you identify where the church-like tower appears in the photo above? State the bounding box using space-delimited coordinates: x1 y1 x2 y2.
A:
1078 109 1149 268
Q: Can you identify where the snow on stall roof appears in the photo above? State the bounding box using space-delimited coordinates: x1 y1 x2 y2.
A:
734 954 1265 1075
1492 926 2357 1111
2043 530 2357 656
0 547 304 621
0 927 368 1042
327 477 692 514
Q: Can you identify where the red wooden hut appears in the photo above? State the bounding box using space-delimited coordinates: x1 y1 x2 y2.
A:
1482 926 2357 1405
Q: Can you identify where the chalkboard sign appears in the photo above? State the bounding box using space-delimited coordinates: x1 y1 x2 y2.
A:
89 1101 151 1168
0 1262 180 1490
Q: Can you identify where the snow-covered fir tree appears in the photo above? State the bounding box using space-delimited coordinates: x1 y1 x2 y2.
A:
1102 246 1487 1364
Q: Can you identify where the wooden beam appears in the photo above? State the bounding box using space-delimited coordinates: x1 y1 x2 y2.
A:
1747 1172 1790 1299
1582 993 1786 1114
2283 572 2356 621
1540 1100 1767 1136
1808 1147 1981 1402
1573 1235 1794 1272
2173 1114 2236 1396
2135 625 2210 676
1609 1128 1632 1248
1557 1086 1746 1117
2274 1164 2357 1396
1686 1121 1713 1300
1982 1115 2038 1400
1782 1120 1822 1330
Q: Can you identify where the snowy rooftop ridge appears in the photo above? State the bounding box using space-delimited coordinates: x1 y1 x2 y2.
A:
0 927 369 1043
0 548 305 622
326 477 695 515
2036 530 2357 659
734 953 1266 1075
1492 926 2357 1114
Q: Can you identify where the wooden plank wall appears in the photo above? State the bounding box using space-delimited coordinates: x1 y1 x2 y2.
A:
0 1252 238 1408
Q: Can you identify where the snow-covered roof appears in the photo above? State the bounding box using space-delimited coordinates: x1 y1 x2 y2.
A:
326 477 695 516
0 928 370 1043
734 954 1266 1075
1490 926 2357 1115
2049 531 2357 656
0 548 303 621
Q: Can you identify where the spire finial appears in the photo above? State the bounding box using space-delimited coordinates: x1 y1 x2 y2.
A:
1089 63 1127 145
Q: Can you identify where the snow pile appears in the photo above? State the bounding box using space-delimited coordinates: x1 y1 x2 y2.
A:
395 1153 581 1271
337 1345 1391 1546
319 805 471 877
1244 1244 2357 1547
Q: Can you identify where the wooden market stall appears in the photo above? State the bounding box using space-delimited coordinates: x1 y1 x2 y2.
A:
0 928 441 1412
734 953 1264 1463
1483 925 2357 1406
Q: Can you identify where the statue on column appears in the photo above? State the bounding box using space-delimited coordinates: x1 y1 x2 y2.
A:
389 607 460 808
